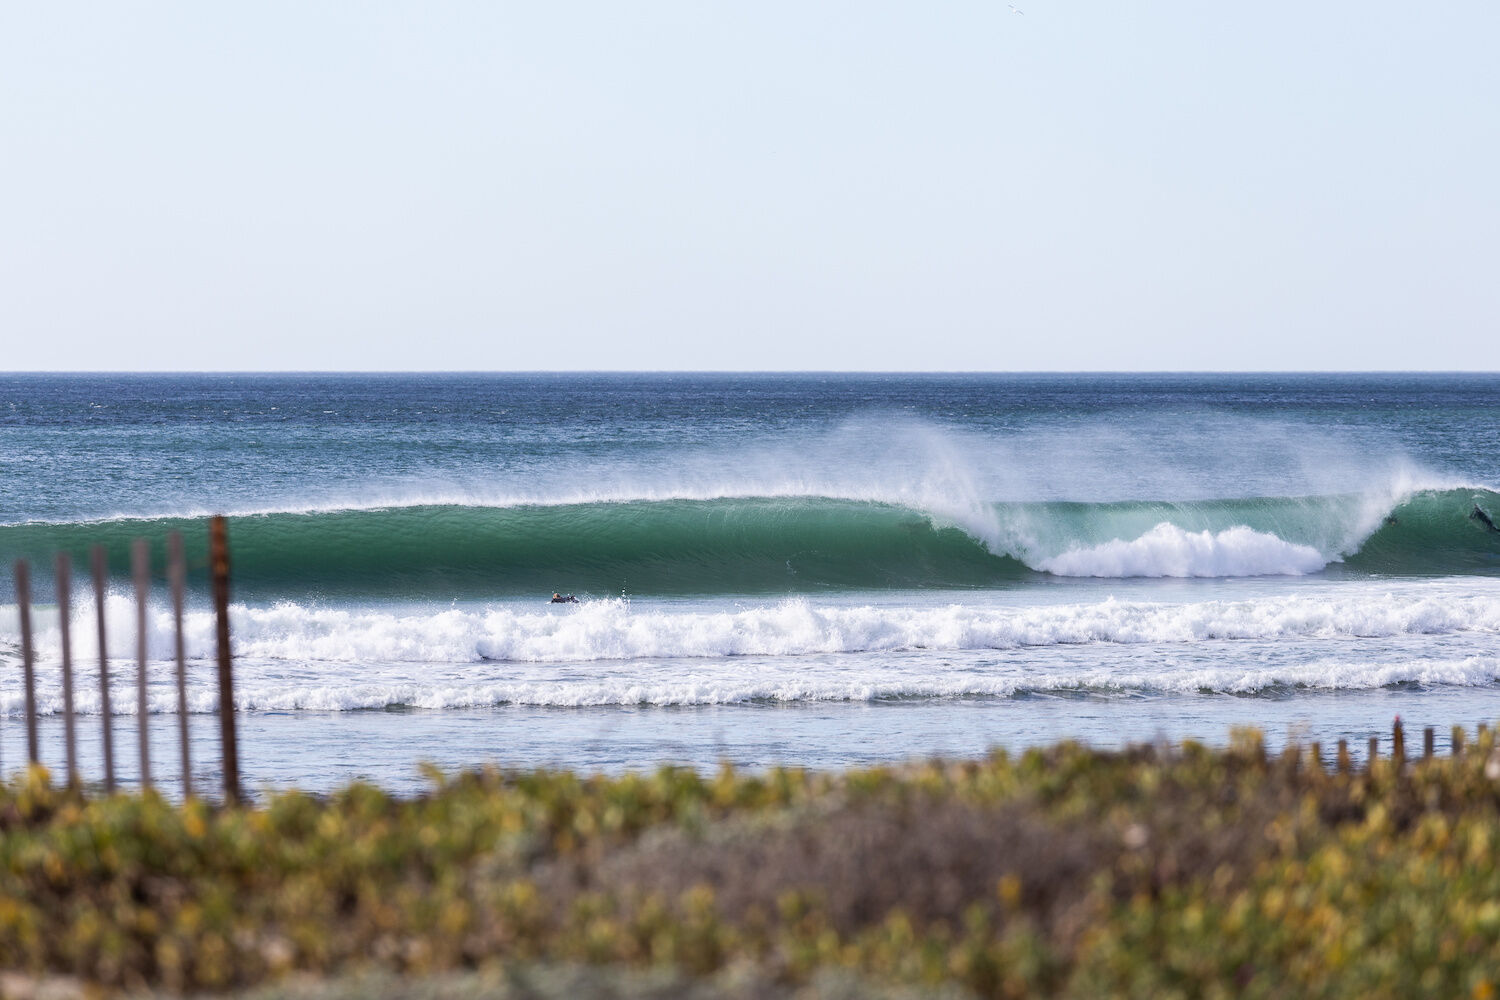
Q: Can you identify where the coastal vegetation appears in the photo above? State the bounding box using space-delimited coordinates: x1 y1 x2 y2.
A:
3 728 1500 998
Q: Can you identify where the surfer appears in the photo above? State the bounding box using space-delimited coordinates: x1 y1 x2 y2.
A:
1470 506 1499 533
551 592 579 604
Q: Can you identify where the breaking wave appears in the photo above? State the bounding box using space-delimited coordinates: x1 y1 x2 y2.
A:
0 487 1495 597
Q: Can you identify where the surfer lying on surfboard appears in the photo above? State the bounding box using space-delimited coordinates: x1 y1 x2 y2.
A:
1470 505 1499 533
551 592 579 603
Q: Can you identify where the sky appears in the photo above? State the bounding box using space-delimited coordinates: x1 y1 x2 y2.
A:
2 2 1497 371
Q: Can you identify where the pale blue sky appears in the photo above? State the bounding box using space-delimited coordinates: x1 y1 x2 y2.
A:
2 2 1497 370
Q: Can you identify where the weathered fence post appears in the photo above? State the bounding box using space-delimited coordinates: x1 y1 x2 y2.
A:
16 560 38 765
133 539 152 790
168 532 191 798
92 545 115 792
1336 738 1351 773
1392 717 1405 762
210 516 240 803
1367 736 1379 772
57 553 78 787
1452 726 1466 757
1423 726 1435 760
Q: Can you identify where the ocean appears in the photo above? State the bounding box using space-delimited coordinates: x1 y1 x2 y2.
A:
2 372 1498 794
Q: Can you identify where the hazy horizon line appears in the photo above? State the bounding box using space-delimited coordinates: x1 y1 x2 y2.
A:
4 369 1499 377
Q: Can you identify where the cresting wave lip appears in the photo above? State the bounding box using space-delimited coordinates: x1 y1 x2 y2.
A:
0 480 1008 529
0 488 1496 595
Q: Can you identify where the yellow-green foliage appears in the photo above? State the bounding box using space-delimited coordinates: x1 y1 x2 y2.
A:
3 733 1500 998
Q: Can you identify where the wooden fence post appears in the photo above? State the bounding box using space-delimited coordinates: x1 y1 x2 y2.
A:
1423 726 1435 760
132 540 152 790
92 546 115 792
1392 717 1405 762
56 553 78 787
210 516 240 804
1452 726 1466 757
168 532 191 798
16 560 38 765
1367 735 1379 772
1336 738 1350 773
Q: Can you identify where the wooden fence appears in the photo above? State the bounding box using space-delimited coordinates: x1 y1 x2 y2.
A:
6 515 239 802
1315 717 1482 773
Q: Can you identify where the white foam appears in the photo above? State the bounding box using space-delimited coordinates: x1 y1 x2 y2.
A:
4 586 1500 714
9 590 1500 667
214 655 1500 710
1037 523 1331 578
5 651 1499 715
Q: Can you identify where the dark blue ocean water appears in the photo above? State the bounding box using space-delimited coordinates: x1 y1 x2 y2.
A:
2 373 1499 792
3 372 1499 521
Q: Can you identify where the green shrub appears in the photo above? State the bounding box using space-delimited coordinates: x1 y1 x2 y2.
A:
2 731 1499 997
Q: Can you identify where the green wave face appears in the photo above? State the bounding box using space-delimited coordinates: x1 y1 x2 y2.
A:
1342 489 1500 574
0 488 1496 598
0 499 1029 598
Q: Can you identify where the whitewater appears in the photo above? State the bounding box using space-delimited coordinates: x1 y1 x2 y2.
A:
4 579 1500 713
2 372 1500 790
